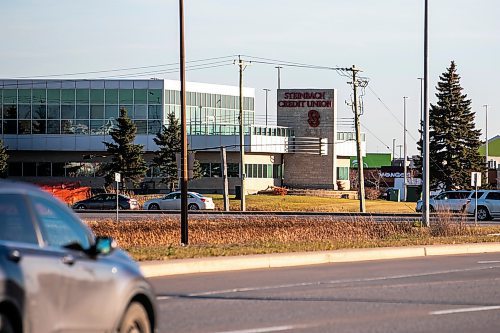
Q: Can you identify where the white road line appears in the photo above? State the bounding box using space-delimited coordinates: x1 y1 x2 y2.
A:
477 261 500 264
156 296 171 300
430 305 500 315
188 266 498 297
212 325 297 333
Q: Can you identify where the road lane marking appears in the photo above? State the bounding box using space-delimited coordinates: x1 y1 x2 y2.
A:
212 325 297 333
188 266 499 297
156 296 171 300
477 261 500 264
430 305 500 315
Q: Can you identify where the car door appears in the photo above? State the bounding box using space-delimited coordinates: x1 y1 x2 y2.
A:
30 194 117 332
432 193 447 211
484 192 500 216
102 194 116 210
161 193 181 210
0 193 67 333
88 194 105 210
446 192 462 211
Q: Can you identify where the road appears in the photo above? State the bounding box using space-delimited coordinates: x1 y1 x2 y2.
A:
78 211 487 224
150 253 500 333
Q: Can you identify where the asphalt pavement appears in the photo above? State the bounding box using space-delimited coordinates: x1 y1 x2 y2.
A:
140 242 500 277
150 252 500 333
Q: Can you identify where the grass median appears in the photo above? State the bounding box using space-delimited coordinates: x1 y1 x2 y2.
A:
85 214 500 261
136 194 417 213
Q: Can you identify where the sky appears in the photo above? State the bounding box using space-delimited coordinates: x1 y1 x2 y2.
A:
2 0 499 156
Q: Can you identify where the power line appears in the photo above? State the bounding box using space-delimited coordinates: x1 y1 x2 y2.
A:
12 55 238 79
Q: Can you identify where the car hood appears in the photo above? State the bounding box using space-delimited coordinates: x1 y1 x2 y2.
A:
106 249 143 276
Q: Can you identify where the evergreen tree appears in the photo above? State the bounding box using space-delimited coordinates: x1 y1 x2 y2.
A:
0 140 8 178
153 112 202 191
153 112 181 191
417 61 484 190
102 108 148 187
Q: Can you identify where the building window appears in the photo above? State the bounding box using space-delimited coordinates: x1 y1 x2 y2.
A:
200 163 211 177
8 162 22 176
210 163 222 178
337 167 349 180
228 163 239 177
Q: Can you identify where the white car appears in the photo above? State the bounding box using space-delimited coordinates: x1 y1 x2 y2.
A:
143 191 215 210
465 190 500 221
415 190 471 212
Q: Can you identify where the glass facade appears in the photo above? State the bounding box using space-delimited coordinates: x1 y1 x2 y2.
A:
337 131 366 141
0 80 255 136
165 90 255 135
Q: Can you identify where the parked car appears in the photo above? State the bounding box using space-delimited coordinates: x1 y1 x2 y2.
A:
0 180 156 333
143 191 215 210
415 190 471 212
465 190 500 221
72 193 140 210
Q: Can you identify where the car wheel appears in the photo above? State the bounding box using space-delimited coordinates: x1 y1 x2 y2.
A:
75 204 86 210
0 313 14 333
477 206 491 221
119 302 151 333
188 203 199 210
148 203 160 210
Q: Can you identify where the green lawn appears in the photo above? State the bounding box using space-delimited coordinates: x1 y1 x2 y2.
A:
208 194 417 213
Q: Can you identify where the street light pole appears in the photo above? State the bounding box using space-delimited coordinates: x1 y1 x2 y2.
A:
179 0 189 245
484 104 489 184
485 105 488 165
392 138 396 162
263 88 270 127
403 96 408 201
275 66 282 89
422 0 430 227
418 78 424 142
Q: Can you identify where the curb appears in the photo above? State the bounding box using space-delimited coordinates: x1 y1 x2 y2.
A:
140 242 500 278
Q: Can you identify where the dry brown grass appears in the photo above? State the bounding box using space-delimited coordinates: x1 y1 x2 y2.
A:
85 213 500 260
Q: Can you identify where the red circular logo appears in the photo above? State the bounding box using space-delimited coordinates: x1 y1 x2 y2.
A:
307 110 320 127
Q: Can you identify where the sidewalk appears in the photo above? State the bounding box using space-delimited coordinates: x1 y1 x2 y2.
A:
140 242 500 278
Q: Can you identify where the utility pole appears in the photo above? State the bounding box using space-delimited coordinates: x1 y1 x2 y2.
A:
350 65 366 212
403 96 408 201
238 55 246 211
422 0 430 227
263 88 270 127
220 146 230 211
275 66 282 89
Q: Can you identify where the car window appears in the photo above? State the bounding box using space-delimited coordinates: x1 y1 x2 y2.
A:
31 196 91 249
447 192 469 199
0 194 38 244
435 193 447 200
458 192 471 199
447 192 459 199
486 192 500 200
93 195 105 201
105 194 115 201
164 193 175 200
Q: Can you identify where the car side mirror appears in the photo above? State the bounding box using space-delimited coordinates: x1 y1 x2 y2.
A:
90 236 117 256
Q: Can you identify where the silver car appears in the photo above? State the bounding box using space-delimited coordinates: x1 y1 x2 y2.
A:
465 190 500 221
0 180 157 333
143 191 215 210
415 190 471 212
